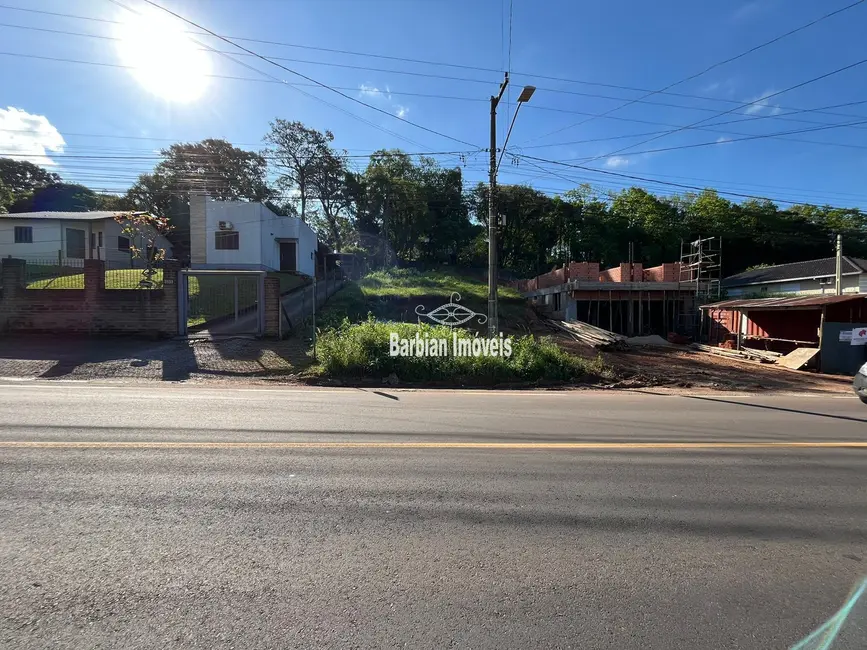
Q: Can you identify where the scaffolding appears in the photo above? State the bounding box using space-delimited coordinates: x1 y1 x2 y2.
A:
678 236 722 338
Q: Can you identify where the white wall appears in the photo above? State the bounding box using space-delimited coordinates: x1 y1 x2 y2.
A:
202 201 263 270
188 198 318 274
727 275 861 296
0 218 65 261
258 206 317 275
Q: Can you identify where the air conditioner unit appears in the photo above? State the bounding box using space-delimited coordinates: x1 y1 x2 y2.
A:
218 221 233 230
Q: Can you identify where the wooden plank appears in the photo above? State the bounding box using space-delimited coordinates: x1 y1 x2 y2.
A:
777 347 820 370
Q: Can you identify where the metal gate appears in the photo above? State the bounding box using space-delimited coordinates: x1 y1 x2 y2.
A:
178 270 266 337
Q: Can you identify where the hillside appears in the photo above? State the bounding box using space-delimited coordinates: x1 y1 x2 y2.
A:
319 268 529 332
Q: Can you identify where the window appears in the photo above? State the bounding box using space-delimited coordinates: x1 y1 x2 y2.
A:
98 232 103 248
215 231 239 250
819 277 833 286
118 236 130 252
14 226 33 244
65 228 86 259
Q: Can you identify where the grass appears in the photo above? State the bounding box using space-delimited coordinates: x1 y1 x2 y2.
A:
318 267 527 331
187 272 310 329
309 268 607 386
25 266 165 290
312 318 607 385
26 265 311 330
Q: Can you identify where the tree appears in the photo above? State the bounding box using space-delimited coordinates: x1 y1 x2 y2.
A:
156 139 271 201
308 148 354 252
9 183 99 212
0 179 12 214
96 193 136 211
0 158 60 195
125 139 272 259
265 120 334 222
113 212 173 287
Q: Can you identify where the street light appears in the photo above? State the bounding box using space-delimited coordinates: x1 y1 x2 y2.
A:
488 75 535 336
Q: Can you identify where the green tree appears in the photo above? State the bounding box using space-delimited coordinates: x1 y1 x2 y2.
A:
125 139 272 259
265 120 333 222
0 179 12 214
0 158 61 195
9 183 99 212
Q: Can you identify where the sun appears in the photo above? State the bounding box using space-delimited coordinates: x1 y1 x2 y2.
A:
114 9 211 103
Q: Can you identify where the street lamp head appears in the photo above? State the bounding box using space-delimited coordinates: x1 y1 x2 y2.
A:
517 86 536 103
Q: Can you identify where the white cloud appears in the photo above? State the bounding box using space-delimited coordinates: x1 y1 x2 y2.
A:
743 90 781 116
605 156 629 168
359 84 383 98
702 82 721 93
716 136 732 144
360 82 408 119
0 107 65 166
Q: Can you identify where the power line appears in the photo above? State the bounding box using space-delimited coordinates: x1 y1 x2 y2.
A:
522 0 866 145
7 45 867 141
554 116 867 162
118 0 479 148
585 55 867 164
5 7 867 126
507 152 867 212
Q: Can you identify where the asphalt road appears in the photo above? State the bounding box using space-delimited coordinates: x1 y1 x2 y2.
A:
1 384 865 649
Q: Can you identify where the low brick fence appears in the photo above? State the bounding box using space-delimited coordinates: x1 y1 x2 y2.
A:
0 258 180 337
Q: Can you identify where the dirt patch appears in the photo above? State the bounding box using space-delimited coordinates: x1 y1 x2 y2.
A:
537 328 852 394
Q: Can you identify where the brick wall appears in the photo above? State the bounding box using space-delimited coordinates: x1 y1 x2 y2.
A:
536 265 568 289
264 276 281 338
643 262 681 282
567 261 600 281
0 258 179 337
600 263 645 282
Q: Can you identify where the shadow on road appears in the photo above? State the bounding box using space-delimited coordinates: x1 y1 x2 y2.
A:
0 335 312 382
673 393 867 425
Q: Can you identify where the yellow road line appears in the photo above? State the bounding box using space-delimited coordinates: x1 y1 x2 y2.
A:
0 441 866 450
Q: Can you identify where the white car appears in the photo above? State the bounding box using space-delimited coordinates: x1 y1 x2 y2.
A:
855 361 867 404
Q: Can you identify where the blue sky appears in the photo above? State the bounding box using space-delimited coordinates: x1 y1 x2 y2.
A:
1 0 867 209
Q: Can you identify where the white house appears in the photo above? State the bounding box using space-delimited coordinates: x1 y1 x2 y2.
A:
723 257 867 297
189 194 318 276
0 211 173 266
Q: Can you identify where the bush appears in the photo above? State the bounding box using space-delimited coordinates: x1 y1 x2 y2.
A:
315 317 606 385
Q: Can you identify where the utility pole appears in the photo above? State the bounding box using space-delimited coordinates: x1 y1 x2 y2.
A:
488 73 510 336
835 233 843 296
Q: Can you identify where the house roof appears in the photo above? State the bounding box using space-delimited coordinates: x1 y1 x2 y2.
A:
0 211 149 222
701 294 866 311
722 257 867 287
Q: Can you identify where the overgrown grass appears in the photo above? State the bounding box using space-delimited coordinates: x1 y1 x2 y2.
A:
319 267 526 330
314 317 607 385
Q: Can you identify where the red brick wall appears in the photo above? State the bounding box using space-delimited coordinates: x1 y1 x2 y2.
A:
0 259 179 337
567 262 600 281
600 263 629 282
536 266 568 289
643 262 681 282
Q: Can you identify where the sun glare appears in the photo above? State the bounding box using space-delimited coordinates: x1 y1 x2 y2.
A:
115 10 211 103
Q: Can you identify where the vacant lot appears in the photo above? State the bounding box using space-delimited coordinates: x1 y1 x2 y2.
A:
319 268 529 331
